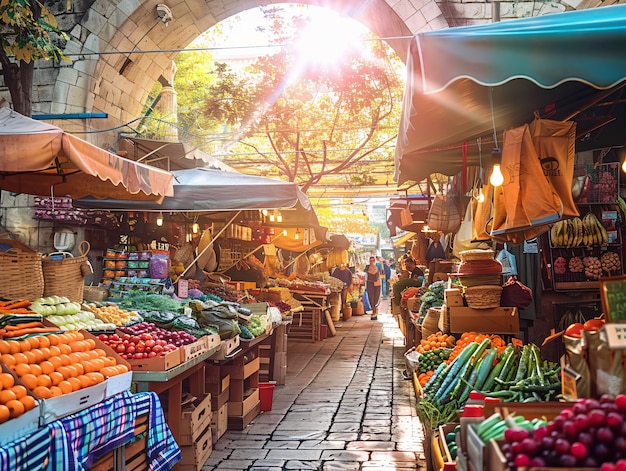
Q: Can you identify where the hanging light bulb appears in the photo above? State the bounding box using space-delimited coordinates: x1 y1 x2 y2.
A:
282 229 287 236
490 164 504 187
269 212 275 222
477 187 485 203
261 209 268 217
156 212 164 226
489 147 504 187
622 158 626 173
277 212 283 223
295 228 300 240
192 223 200 234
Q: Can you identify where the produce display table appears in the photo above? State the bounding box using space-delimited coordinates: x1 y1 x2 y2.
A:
0 391 179 471
132 346 220 449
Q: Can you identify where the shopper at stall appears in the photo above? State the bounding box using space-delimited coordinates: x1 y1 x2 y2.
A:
403 257 424 279
365 256 382 320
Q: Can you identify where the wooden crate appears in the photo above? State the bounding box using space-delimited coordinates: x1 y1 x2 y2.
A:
287 309 321 341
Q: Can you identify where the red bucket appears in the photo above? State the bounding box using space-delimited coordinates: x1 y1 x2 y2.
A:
258 382 275 412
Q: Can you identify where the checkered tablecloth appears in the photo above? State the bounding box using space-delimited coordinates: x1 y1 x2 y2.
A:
0 391 181 471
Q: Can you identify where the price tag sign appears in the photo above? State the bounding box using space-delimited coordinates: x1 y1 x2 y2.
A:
601 323 626 349
178 279 188 299
600 276 626 323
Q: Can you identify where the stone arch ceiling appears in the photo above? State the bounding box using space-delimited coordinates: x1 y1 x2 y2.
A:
32 0 620 148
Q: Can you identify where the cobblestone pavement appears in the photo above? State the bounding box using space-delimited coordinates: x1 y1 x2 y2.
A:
203 299 427 471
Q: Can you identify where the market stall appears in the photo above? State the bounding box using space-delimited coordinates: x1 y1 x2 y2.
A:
391 6 626 470
0 108 174 200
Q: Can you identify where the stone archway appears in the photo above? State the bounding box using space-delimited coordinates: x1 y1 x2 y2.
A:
44 0 441 148
38 0 576 147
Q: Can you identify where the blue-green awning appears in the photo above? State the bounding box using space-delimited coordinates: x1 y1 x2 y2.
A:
395 5 626 184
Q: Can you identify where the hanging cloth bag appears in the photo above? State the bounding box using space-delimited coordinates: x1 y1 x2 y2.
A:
529 117 579 218
453 199 492 258
491 123 563 236
427 192 461 234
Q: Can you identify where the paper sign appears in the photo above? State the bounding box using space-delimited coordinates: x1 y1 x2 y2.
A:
600 276 626 323
177 279 188 299
601 323 626 349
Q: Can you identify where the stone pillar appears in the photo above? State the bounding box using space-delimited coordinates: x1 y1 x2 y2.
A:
156 61 178 142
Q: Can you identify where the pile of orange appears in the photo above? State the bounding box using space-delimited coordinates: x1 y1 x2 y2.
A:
0 331 128 421
0 371 34 423
415 331 456 354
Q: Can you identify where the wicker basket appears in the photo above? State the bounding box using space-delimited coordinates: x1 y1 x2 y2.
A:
42 241 91 302
0 248 44 300
453 273 503 288
464 285 503 309
458 249 496 261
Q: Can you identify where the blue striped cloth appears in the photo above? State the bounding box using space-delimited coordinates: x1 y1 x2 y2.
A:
0 391 181 471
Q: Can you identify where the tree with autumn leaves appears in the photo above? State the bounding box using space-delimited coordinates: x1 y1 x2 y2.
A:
0 0 69 116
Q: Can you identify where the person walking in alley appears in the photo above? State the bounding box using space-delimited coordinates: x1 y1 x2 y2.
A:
366 256 382 320
383 259 392 298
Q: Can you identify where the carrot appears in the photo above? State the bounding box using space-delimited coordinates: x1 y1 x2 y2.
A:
1 326 59 338
0 309 38 314
4 321 44 331
0 300 31 310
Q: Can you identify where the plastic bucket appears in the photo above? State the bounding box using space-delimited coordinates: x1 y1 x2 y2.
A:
258 382 275 412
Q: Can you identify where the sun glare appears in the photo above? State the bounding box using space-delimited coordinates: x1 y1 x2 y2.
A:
294 12 367 67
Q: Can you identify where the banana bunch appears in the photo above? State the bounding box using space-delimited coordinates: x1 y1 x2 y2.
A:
550 217 584 248
618 195 626 224
582 211 608 246
550 213 609 247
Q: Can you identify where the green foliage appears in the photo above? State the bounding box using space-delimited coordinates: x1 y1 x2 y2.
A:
0 0 69 63
173 5 404 193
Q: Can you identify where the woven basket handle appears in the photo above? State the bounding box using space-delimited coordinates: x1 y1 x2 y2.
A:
79 240 90 257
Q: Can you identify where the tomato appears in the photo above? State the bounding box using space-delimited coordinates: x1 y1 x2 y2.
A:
565 322 584 338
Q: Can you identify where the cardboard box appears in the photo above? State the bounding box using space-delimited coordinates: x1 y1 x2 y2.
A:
0 364 40 446
225 281 256 291
209 336 241 361
105 371 133 398
211 387 229 410
438 423 457 464
448 306 519 334
180 337 208 363
206 370 230 396
126 347 181 371
225 356 260 380
228 388 259 417
41 380 107 424
210 402 228 445
178 423 213 471
204 333 221 352
179 393 213 446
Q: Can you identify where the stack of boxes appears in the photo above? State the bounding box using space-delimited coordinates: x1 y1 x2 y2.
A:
178 394 214 471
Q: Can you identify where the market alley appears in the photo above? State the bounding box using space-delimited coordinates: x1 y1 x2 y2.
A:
203 299 427 470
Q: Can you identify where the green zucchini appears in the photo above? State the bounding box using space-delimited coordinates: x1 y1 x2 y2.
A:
433 342 480 404
473 348 499 392
514 345 531 383
482 345 513 392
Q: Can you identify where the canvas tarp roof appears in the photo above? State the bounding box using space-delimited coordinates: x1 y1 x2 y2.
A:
76 167 314 214
0 108 173 199
119 137 235 172
395 5 626 184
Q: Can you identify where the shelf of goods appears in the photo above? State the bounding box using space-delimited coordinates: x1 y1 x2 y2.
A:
0 391 179 471
548 164 624 291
